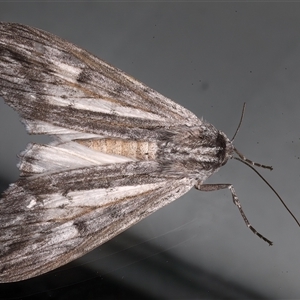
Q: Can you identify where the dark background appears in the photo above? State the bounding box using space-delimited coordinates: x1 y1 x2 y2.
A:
1 2 300 299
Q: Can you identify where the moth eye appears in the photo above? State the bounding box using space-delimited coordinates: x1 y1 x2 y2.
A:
215 133 227 162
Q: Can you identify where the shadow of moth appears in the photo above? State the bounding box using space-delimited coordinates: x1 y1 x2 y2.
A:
0 23 298 283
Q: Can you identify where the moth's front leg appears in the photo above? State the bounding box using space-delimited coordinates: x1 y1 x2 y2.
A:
194 182 273 246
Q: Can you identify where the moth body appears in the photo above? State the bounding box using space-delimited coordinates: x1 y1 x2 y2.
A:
76 138 158 161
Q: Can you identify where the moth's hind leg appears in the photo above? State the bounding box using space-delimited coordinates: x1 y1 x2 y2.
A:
195 183 273 246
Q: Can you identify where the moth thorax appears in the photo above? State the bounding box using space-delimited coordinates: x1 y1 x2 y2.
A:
75 138 158 160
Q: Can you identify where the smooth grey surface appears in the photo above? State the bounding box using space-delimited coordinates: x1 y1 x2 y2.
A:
1 3 300 299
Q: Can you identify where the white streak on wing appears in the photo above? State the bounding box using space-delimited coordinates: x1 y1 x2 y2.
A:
38 60 165 121
49 183 165 208
74 98 166 120
47 222 79 246
52 61 82 81
41 182 169 221
26 199 37 209
24 120 81 135
24 120 107 140
18 141 134 174
45 96 166 121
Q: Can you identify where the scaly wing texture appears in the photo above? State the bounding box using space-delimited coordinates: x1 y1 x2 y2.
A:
0 160 194 282
0 23 198 282
0 22 201 140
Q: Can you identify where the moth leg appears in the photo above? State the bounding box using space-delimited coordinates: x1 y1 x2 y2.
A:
234 148 273 170
195 183 273 246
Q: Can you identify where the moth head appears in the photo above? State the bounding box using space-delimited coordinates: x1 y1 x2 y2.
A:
216 131 234 166
224 104 300 228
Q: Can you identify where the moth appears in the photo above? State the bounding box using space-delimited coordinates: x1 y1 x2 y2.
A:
0 23 298 283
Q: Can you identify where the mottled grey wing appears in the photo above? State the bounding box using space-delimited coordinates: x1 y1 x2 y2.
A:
0 22 197 283
0 22 200 140
0 160 194 282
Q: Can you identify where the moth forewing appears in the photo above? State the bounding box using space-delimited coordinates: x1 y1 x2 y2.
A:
0 22 295 283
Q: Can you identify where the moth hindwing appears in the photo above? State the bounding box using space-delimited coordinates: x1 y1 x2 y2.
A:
0 22 292 283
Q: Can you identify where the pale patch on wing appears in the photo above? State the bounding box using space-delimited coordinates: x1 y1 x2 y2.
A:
24 120 108 139
51 61 82 81
47 221 80 246
38 182 171 221
46 60 167 121
26 199 37 209
45 96 167 121
18 141 134 175
24 120 82 135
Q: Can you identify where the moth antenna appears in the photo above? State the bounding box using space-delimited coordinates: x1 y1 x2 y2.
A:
234 156 300 227
231 102 246 142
